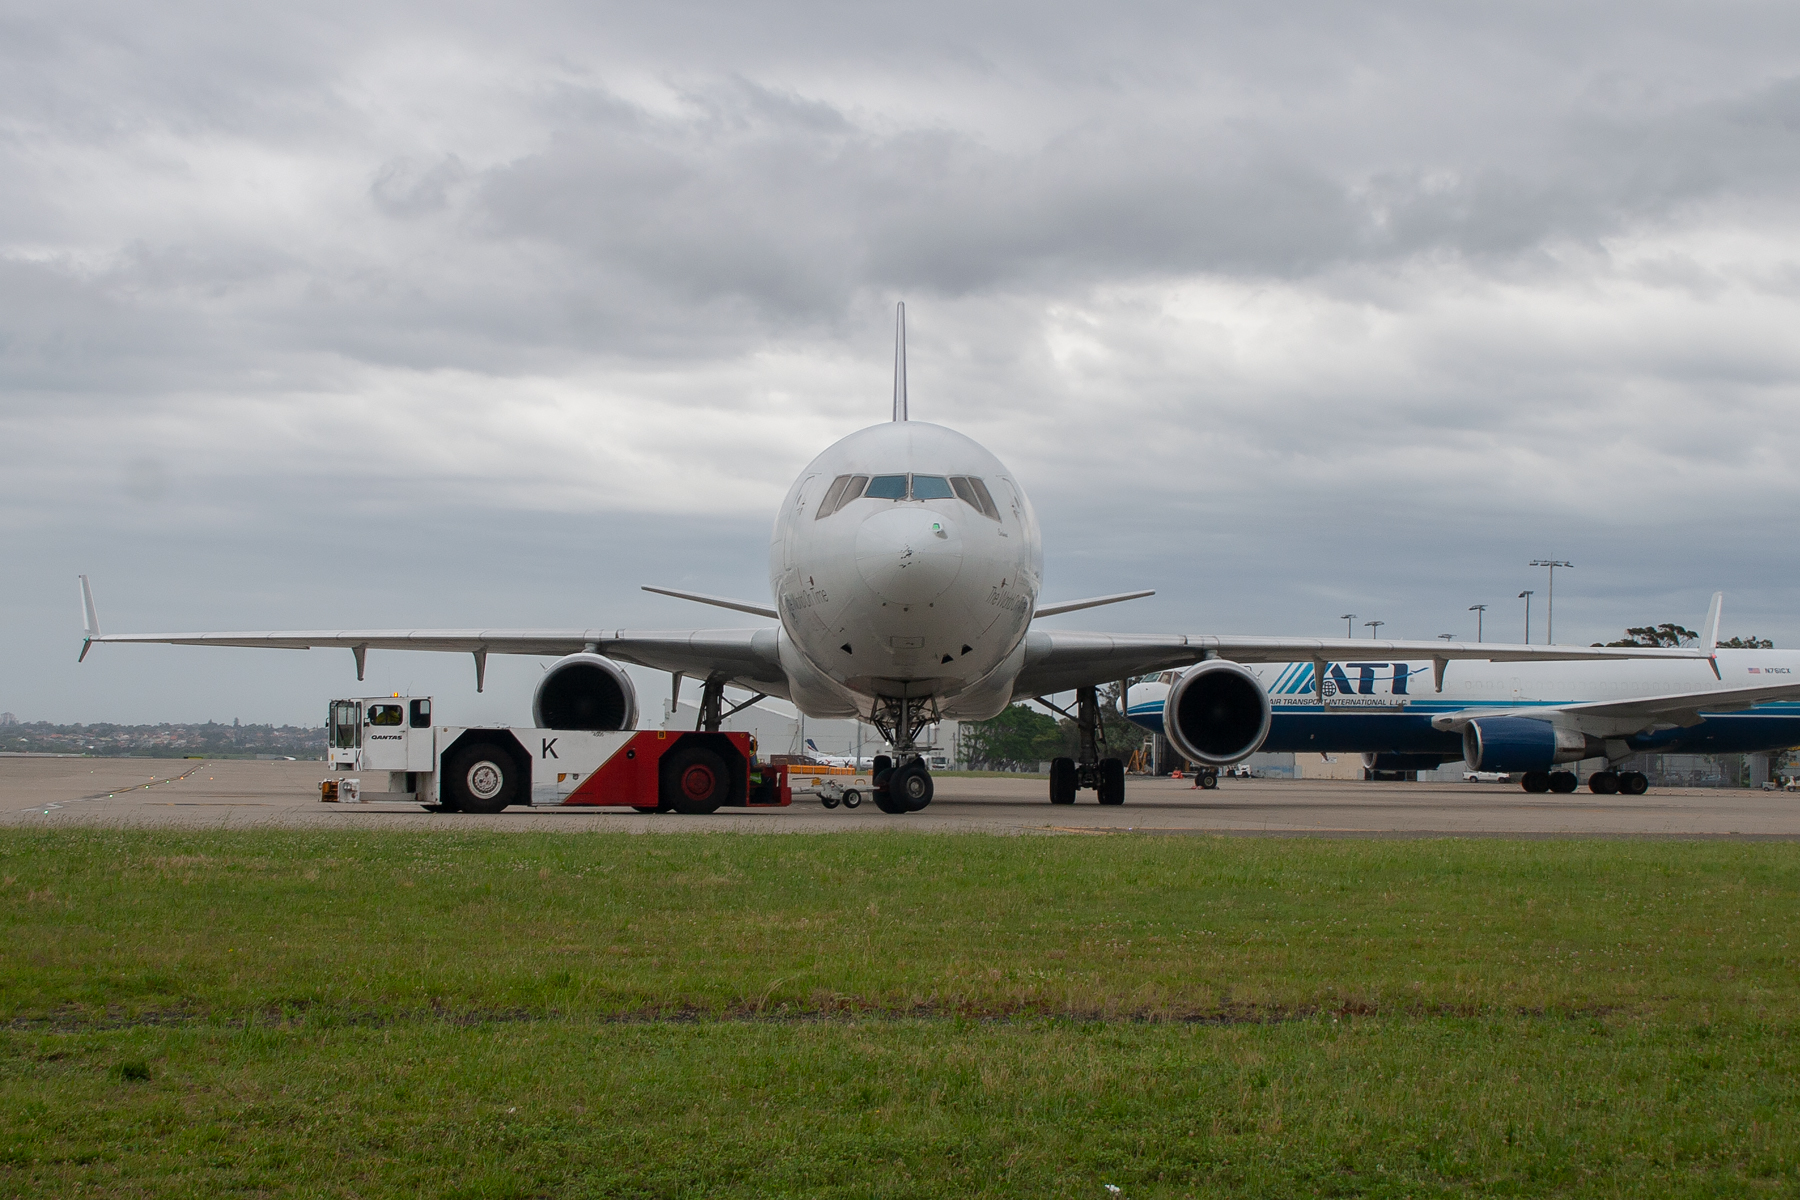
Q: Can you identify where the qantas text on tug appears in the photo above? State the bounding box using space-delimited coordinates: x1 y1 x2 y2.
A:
78 305 1745 812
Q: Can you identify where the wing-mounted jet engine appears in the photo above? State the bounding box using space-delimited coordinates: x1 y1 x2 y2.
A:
1162 660 1273 768
1459 717 1626 795
532 653 639 731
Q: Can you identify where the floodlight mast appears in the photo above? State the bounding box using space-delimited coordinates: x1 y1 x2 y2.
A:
1518 591 1534 644
1529 560 1573 643
1364 620 1384 638
1341 614 1355 637
1468 604 1487 642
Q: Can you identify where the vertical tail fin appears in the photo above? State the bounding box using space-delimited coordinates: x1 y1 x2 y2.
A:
1700 590 1723 678
892 301 908 422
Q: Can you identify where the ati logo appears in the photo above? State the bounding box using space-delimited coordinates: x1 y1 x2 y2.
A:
1271 662 1419 697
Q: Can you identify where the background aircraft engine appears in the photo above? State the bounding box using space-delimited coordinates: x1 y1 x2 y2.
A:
1462 718 1588 772
532 653 639 731
1162 660 1272 767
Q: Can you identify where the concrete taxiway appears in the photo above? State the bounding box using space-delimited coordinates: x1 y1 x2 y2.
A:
3 757 1797 837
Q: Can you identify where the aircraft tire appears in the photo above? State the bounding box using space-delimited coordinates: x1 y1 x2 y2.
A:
662 744 727 814
1588 772 1620 795
1619 771 1649 795
890 761 933 811
1198 769 1219 790
443 740 520 814
1049 757 1077 804
1521 771 1552 793
872 768 906 813
1549 771 1578 794
1097 757 1126 805
872 755 893 778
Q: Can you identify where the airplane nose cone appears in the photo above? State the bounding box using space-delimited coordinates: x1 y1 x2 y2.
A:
855 507 964 606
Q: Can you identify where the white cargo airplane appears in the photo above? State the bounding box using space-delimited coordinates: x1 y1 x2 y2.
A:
1127 597 1800 796
79 305 1733 811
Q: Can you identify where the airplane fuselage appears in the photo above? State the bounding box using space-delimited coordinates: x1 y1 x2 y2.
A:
769 421 1044 722
1128 652 1800 759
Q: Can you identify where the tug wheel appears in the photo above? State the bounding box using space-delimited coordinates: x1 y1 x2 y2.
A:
442 740 521 814
661 745 727 814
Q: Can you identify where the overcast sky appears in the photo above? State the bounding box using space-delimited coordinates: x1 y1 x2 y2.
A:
6 1 1800 725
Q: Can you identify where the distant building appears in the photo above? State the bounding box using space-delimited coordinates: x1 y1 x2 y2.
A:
0 713 15 726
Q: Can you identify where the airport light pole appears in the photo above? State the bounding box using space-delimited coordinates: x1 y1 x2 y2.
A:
1528 560 1573 644
1438 633 1455 641
1341 614 1355 637
1469 604 1487 642
1365 620 1384 638
1518 591 1534 644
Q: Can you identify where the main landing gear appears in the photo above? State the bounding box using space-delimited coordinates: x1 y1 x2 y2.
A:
1041 686 1126 806
1520 769 1648 795
1584 770 1648 796
868 696 936 814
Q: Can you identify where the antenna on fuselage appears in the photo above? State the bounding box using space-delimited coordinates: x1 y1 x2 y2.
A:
892 301 908 422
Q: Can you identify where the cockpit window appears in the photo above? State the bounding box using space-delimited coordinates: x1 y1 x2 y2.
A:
910 475 955 500
957 476 1001 521
815 474 868 519
813 471 1002 518
864 475 908 500
816 475 851 520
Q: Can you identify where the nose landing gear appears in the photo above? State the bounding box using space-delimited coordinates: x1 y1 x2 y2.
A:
868 700 938 814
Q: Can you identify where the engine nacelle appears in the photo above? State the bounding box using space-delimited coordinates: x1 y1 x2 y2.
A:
1461 718 1588 773
1162 660 1272 767
532 653 639 731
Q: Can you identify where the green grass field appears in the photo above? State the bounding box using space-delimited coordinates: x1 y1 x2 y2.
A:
2 830 1796 1197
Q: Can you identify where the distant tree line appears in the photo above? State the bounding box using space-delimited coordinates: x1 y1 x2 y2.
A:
960 680 1150 771
1 721 325 759
1593 625 1774 649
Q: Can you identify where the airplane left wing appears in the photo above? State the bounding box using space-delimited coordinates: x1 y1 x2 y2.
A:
1010 629 1708 698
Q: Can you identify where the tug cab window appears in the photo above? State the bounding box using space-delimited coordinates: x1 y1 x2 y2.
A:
409 698 431 728
863 475 908 500
330 702 360 749
367 704 404 727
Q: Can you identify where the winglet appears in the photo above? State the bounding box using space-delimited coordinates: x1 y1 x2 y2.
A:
1701 590 1723 679
1032 590 1156 620
642 585 780 621
892 301 908 422
77 574 100 662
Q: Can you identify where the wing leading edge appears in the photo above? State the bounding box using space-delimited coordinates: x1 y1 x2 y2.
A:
1010 629 1708 698
83 626 787 697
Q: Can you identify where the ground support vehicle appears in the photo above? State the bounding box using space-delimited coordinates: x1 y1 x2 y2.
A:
318 696 790 814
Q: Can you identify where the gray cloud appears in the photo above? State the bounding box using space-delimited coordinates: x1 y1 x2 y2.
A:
5 2 1800 720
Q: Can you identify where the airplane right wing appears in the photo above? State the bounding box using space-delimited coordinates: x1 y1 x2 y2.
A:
83 623 788 695
77 574 788 697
